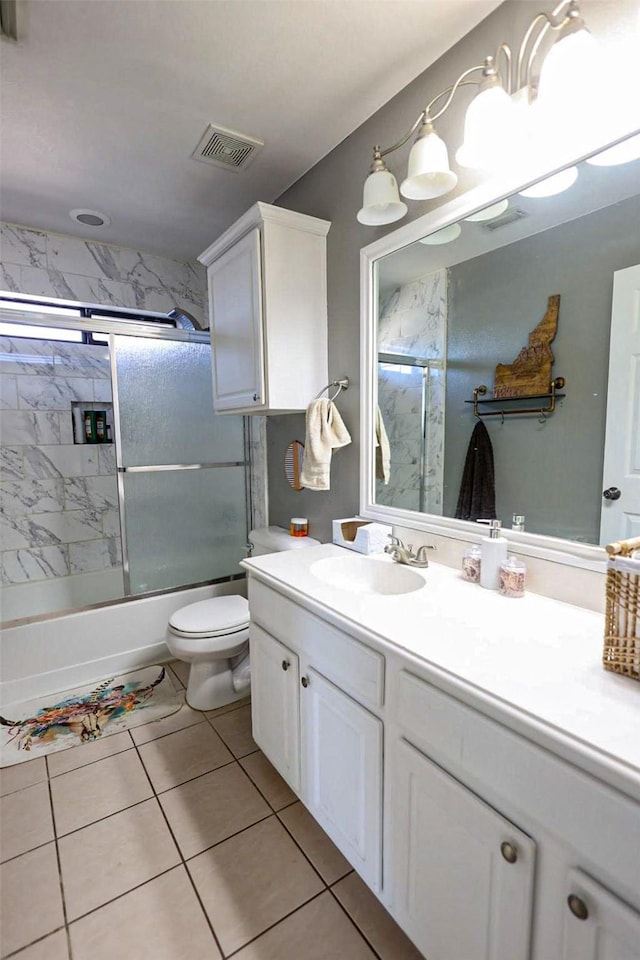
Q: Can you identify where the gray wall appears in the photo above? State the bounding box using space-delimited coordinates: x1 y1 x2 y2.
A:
444 198 640 543
267 0 638 543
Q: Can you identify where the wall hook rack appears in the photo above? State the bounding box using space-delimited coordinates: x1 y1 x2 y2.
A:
466 377 566 419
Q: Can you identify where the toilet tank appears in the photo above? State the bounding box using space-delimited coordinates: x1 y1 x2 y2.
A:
249 525 321 556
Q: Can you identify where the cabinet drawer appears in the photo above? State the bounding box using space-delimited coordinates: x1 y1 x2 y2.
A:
249 579 384 709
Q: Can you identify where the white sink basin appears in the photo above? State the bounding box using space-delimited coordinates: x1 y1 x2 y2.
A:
310 555 425 596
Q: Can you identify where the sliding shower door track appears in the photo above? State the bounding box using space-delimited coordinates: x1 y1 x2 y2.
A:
117 462 247 473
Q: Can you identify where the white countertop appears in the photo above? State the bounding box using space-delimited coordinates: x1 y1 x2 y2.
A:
242 544 640 802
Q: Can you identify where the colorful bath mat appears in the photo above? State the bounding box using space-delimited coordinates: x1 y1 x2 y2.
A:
0 665 182 767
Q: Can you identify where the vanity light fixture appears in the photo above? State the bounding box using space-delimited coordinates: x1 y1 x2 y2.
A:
418 223 462 245
357 0 615 226
464 199 510 222
519 165 578 198
586 133 640 167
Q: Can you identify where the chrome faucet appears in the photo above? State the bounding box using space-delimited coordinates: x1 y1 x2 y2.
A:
384 535 435 568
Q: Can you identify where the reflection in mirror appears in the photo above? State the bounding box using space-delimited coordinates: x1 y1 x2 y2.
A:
370 135 640 549
285 440 305 490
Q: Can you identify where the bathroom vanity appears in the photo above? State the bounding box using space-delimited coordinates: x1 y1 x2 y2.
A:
241 545 640 960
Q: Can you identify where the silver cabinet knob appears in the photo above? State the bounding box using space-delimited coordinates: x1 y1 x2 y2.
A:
603 486 621 500
301 676 309 688
281 660 289 671
500 841 518 864
567 894 589 921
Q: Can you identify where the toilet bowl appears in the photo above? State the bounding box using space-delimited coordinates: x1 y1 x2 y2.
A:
166 595 250 711
166 527 321 711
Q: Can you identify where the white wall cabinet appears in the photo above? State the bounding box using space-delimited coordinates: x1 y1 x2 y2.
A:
199 202 330 414
391 738 535 960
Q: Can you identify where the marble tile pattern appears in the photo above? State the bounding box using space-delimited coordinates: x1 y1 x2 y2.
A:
0 336 123 593
0 221 208 329
377 270 446 515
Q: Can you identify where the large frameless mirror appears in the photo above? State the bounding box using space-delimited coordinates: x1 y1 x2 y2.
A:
360 128 640 567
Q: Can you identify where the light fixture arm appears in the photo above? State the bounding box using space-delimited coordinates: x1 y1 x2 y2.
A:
516 0 582 91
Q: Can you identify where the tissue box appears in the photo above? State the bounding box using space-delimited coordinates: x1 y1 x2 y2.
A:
332 518 392 555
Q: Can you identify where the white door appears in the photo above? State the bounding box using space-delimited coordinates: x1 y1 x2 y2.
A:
600 264 640 544
391 739 535 960
300 667 383 892
208 227 265 411
250 625 300 792
563 869 640 960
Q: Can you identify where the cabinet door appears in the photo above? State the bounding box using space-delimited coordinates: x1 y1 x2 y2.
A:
208 227 265 411
300 667 383 891
250 624 300 793
563 869 640 960
391 738 535 960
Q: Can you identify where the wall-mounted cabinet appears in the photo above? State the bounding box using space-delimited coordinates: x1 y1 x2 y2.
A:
199 202 330 415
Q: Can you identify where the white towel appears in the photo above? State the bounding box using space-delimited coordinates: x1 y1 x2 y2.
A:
300 399 351 490
375 405 390 484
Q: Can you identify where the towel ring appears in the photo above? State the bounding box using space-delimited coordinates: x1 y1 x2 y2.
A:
315 377 349 402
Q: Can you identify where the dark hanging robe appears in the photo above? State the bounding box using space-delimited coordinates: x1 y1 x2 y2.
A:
454 420 497 521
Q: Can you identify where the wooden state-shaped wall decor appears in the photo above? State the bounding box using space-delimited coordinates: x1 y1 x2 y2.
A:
493 295 560 399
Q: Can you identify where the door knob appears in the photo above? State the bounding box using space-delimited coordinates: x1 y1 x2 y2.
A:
281 660 289 671
567 894 589 921
301 676 309 688
603 486 621 500
500 841 518 864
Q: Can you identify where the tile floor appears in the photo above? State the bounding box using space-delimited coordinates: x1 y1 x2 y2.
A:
0 664 424 960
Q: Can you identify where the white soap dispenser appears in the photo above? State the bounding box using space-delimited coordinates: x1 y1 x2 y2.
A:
477 519 508 590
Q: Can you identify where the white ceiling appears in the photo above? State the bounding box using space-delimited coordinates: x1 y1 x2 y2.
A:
0 0 501 261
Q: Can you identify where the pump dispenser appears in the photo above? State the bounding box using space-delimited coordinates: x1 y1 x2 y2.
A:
477 519 508 590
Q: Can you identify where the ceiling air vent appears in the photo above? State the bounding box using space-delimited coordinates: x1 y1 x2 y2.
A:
192 124 264 173
481 208 529 232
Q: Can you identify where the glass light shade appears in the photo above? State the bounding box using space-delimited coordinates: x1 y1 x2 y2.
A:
400 130 457 200
464 199 509 222
519 165 578 198
357 169 407 225
535 26 599 151
456 85 515 171
586 134 640 167
418 222 462 245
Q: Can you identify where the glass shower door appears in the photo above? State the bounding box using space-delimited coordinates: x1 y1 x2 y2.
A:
111 335 248 595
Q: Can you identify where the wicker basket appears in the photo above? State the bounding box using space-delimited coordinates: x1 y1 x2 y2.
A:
604 536 640 680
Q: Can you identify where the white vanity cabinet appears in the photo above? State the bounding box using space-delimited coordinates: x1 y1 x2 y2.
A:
391 738 535 960
248 580 384 891
198 202 330 414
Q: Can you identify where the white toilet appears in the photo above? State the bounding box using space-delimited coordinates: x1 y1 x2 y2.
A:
166 526 320 711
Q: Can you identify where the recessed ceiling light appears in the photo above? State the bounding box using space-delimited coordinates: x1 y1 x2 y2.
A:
69 208 111 227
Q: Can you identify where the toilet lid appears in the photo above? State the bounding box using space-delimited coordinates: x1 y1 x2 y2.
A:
169 596 249 636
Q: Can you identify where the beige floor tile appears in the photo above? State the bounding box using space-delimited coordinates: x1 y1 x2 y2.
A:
278 801 351 884
50 749 152 836
204 694 251 720
130 703 204 746
208 704 257 758
59 798 180 920
0 843 64 957
10 930 69 960
69 867 222 960
239 751 297 811
137 722 233 793
0 781 54 862
0 758 47 798
47 731 133 778
233 890 378 960
332 871 426 959
188 815 324 955
159 762 270 859
168 661 189 688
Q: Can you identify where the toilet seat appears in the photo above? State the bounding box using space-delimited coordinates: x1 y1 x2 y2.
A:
168 596 249 639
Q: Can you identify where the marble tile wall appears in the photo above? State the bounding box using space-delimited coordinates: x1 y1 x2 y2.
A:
0 222 208 329
376 270 447 514
0 336 122 604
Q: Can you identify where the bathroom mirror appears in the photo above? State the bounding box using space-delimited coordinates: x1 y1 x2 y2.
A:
360 128 640 566
284 440 305 490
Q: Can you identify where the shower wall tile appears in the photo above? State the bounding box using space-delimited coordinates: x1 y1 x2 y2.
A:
0 445 26 480
23 444 100 480
93 378 112 402
0 410 63 445
69 537 122 574
53 343 110 379
0 478 65 516
1 375 18 409
0 337 56 376
17 375 93 410
0 262 21 292
64 475 118 512
1 545 70 584
0 223 47 268
102 506 121 538
98 445 116 475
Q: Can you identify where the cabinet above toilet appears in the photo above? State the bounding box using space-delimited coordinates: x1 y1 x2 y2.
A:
199 202 331 415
